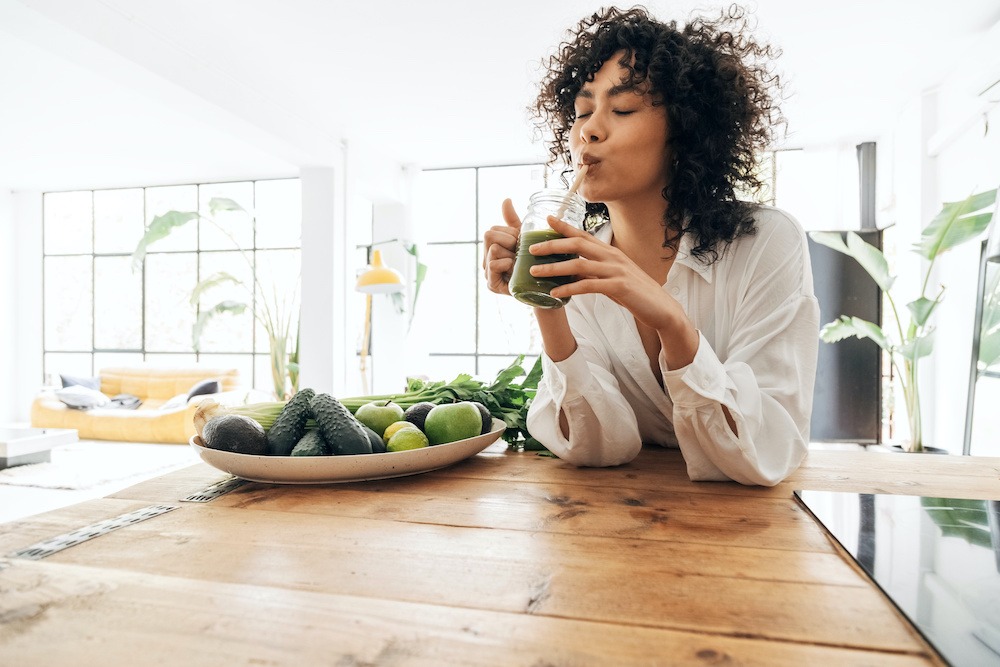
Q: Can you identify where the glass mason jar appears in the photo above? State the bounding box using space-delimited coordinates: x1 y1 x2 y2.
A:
509 189 587 308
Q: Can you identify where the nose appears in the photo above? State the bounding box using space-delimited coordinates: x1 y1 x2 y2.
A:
578 114 605 144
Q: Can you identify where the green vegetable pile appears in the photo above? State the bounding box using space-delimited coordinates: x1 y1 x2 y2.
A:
229 356 546 450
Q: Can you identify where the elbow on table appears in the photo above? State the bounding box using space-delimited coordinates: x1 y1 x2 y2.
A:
548 436 642 468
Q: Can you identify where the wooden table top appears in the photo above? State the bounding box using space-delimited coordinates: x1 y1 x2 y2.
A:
2 443 999 666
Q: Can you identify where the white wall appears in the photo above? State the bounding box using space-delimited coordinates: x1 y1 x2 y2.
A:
930 88 1000 454
0 190 14 423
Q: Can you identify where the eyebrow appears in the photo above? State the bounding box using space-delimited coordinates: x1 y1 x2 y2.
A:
575 82 639 100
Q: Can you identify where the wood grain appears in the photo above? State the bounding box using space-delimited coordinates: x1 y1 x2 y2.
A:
0 558 934 667
4 444 988 665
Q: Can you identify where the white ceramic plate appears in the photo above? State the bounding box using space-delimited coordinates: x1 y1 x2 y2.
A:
189 418 506 484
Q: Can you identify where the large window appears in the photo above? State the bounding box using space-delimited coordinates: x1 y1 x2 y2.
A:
42 178 301 391
410 159 787 382
409 165 547 382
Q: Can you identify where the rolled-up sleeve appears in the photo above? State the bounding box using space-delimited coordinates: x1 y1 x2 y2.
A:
528 338 643 468
662 215 819 486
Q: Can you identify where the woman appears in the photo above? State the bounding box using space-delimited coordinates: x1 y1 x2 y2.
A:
482 6 819 485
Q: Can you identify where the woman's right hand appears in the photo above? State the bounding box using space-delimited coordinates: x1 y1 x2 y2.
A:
482 198 522 296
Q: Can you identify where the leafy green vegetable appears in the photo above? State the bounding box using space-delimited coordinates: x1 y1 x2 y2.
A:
229 355 546 448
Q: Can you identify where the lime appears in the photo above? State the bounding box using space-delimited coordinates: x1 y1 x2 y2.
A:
387 428 430 452
423 402 483 445
382 420 419 443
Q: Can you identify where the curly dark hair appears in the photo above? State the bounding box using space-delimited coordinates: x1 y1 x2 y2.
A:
534 4 785 261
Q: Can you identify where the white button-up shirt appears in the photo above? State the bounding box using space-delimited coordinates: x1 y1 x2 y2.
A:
528 206 820 486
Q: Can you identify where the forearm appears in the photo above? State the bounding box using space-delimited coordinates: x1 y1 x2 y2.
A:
655 305 700 371
534 307 577 362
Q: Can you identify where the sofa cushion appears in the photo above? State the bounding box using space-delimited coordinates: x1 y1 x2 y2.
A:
55 385 111 410
100 367 241 400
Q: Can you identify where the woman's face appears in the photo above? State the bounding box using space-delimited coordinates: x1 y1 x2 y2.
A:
569 53 671 208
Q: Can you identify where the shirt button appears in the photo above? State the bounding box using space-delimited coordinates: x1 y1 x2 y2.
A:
670 286 680 295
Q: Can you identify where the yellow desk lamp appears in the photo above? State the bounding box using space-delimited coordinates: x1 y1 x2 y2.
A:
355 249 405 393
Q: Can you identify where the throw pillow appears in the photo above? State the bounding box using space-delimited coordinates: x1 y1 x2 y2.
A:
60 374 101 391
186 379 221 402
160 393 190 411
55 385 111 410
108 394 142 410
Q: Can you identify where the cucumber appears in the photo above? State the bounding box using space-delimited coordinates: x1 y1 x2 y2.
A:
310 393 373 455
266 387 316 456
362 424 387 454
290 429 330 457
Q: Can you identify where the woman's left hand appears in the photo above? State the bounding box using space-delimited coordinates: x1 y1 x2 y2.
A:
529 215 679 332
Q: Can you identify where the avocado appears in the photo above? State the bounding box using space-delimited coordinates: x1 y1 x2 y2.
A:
202 414 268 455
290 428 330 456
266 387 316 456
471 401 493 434
310 393 373 455
362 424 387 454
403 401 436 432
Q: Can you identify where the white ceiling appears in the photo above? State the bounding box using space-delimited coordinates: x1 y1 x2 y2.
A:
1 0 999 192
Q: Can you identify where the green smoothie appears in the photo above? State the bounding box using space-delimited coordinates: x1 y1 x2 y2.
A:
509 228 577 308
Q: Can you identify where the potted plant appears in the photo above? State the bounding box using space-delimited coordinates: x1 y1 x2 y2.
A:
810 188 997 452
132 197 300 400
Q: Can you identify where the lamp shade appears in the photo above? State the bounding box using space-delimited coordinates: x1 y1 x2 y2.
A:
356 249 404 294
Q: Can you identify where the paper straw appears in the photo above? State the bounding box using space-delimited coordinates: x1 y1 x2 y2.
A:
555 164 589 219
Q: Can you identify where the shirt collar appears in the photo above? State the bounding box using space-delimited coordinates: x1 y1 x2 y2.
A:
591 221 715 284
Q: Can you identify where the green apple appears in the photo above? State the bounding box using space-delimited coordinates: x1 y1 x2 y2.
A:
354 400 405 439
423 401 484 445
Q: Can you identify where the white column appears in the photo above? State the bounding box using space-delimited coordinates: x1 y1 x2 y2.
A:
298 165 342 396
11 192 44 423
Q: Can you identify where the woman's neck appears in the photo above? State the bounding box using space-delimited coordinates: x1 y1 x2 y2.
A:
607 198 676 283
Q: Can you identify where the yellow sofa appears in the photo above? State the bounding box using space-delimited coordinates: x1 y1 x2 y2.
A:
30 366 255 444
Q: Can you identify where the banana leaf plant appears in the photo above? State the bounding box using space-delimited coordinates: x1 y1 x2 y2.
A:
979 265 1000 373
810 188 997 452
132 197 300 400
388 242 428 332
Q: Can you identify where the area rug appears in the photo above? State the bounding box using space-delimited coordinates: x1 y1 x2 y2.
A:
0 441 200 490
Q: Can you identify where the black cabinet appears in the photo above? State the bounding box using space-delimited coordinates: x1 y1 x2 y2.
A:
808 230 883 443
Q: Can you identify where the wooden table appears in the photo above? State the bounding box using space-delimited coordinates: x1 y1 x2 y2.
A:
2 443 999 666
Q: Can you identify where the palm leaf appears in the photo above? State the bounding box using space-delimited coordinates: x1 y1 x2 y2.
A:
906 296 939 328
819 316 889 351
898 331 935 361
979 325 1000 372
914 189 997 260
132 211 199 271
404 242 428 330
208 197 248 217
189 272 243 306
809 231 894 291
192 300 248 351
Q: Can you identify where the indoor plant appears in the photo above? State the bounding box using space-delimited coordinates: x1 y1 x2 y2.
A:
132 197 300 400
810 188 997 452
